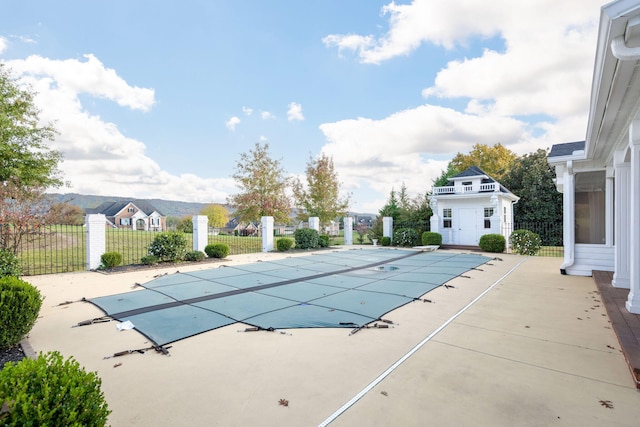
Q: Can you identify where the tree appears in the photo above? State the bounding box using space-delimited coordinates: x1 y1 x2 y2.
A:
379 188 400 220
200 204 229 228
1 64 64 253
449 143 516 182
46 202 85 225
432 163 460 187
292 153 350 226
227 142 291 224
176 216 193 233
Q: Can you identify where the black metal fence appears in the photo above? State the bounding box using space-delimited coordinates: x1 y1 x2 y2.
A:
503 222 564 257
12 225 86 276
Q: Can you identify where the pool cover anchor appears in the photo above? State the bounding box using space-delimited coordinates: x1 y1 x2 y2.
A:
103 344 172 359
72 316 113 327
349 318 396 336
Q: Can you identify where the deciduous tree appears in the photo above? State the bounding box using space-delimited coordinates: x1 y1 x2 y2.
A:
228 142 291 224
449 143 516 182
200 204 229 228
292 153 349 226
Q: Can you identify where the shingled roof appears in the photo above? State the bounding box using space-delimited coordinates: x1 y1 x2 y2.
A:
548 141 585 158
86 201 164 216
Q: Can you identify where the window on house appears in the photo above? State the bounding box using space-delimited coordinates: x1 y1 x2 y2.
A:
120 218 130 225
484 208 493 229
443 209 452 228
575 171 606 244
128 207 135 212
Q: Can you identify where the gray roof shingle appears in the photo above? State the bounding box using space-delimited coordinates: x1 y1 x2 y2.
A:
548 141 585 158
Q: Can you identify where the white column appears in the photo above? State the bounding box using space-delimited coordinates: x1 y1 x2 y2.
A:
613 150 630 288
192 215 208 253
86 214 106 270
309 217 320 232
560 161 575 274
383 217 393 240
343 217 353 245
429 198 439 234
261 216 274 252
627 125 640 313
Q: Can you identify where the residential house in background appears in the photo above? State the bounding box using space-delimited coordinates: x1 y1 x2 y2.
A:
548 0 640 313
430 166 519 247
87 201 166 231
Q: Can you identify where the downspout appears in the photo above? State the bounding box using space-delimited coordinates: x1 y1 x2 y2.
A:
560 161 575 274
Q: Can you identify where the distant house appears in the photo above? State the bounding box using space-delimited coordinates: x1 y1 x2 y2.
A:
87 201 166 231
430 166 519 246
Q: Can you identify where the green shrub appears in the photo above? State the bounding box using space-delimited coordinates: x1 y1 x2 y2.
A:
147 231 188 262
184 250 206 262
141 255 159 265
0 249 22 277
318 234 330 248
479 234 506 253
276 238 294 252
380 236 391 246
100 251 122 269
421 231 442 247
393 228 420 247
294 228 319 249
205 243 230 259
510 229 542 256
0 351 110 426
0 277 43 350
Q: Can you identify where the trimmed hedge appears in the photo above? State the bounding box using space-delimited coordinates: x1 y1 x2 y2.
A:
205 243 230 259
100 252 122 269
510 229 542 256
0 249 22 277
318 234 330 248
479 234 506 253
184 250 206 262
380 236 391 246
0 351 111 426
0 276 43 349
147 231 189 262
393 228 420 247
141 255 159 265
294 228 319 249
421 231 442 247
276 238 294 252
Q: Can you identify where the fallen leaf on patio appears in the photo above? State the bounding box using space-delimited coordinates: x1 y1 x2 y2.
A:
278 399 289 407
381 391 388 396
113 363 122 368
599 400 614 409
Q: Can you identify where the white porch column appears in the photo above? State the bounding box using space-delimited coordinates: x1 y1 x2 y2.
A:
309 217 320 232
261 216 274 252
192 215 208 253
383 217 393 241
86 214 106 270
343 217 353 245
560 161 575 274
627 125 640 313
613 150 630 289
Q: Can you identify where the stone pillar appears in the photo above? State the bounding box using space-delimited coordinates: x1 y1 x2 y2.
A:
627 123 640 313
613 150 630 289
383 217 393 241
192 215 208 253
309 217 320 232
343 217 353 245
261 216 274 252
86 214 106 270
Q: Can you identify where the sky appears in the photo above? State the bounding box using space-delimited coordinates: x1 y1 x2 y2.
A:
1 0 608 214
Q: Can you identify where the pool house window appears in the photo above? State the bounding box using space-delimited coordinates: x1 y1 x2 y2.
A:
443 209 452 228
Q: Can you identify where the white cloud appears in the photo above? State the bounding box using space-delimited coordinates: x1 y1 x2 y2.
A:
226 116 241 131
287 102 304 121
261 111 275 120
0 36 7 53
242 106 253 115
5 55 235 203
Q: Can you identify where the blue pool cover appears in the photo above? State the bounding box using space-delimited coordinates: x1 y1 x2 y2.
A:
89 249 491 346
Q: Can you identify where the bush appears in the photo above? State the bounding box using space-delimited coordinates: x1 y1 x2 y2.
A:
380 236 391 246
276 238 294 252
100 251 122 269
294 228 319 249
393 228 420 247
421 232 442 247
318 234 330 248
0 249 22 277
140 255 159 265
147 231 189 262
0 277 43 350
0 351 110 426
184 250 206 262
205 243 230 259
479 234 506 253
510 229 542 256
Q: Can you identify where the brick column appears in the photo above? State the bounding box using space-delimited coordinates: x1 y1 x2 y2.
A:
86 214 106 270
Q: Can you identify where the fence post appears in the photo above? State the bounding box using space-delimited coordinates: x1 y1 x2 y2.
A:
383 217 393 240
192 215 208 253
343 217 353 245
262 216 274 252
86 214 106 270
309 217 320 232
